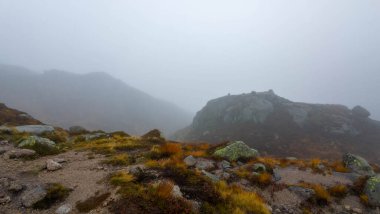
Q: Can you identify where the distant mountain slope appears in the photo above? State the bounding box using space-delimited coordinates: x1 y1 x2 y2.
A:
174 90 380 163
0 64 191 135
0 103 42 126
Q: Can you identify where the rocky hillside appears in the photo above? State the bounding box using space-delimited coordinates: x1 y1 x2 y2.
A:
174 90 380 163
0 103 42 126
0 64 192 135
2 106 380 214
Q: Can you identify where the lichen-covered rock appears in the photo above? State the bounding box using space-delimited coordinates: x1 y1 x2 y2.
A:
214 141 259 161
201 170 220 182
18 136 56 149
343 153 375 176
217 160 231 170
253 163 266 172
364 175 380 207
21 185 47 207
184 155 197 167
15 125 54 134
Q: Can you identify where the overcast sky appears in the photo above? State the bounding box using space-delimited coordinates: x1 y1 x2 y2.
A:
0 0 379 119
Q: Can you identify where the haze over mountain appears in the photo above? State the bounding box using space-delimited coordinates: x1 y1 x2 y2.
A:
0 64 191 135
0 1 379 120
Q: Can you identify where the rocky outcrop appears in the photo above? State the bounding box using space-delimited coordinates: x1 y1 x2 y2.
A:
0 103 42 126
364 175 380 207
175 91 380 163
214 141 259 161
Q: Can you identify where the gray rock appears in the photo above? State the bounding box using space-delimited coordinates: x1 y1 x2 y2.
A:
183 155 197 167
343 153 375 176
18 136 56 149
15 125 55 134
0 177 10 187
217 160 231 170
364 175 380 207
288 186 315 201
21 185 47 207
252 163 266 172
68 126 88 134
55 204 73 214
201 170 219 182
171 185 183 198
272 168 282 182
8 181 23 192
8 149 36 159
46 159 62 171
213 141 259 161
53 158 66 163
0 195 11 204
195 158 215 170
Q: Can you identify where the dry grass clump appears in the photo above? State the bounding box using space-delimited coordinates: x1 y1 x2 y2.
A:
110 171 135 186
39 128 68 143
183 143 210 157
329 161 349 173
75 135 148 154
328 184 348 198
214 181 271 214
156 181 175 199
298 182 331 205
255 172 273 186
159 142 182 156
103 154 130 166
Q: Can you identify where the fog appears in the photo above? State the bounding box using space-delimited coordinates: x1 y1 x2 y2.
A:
0 0 379 119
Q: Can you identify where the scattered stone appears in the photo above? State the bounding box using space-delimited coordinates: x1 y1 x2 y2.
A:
184 155 197 167
352 208 362 214
195 158 215 170
46 159 62 171
8 181 23 192
0 177 10 187
217 160 231 170
0 140 9 146
15 125 55 134
288 186 315 201
201 170 219 182
272 168 282 182
171 185 183 198
343 153 375 176
364 175 380 206
344 205 351 211
55 204 72 214
286 157 297 161
252 163 266 172
53 158 66 163
8 149 36 159
21 185 47 207
213 141 259 161
0 195 11 204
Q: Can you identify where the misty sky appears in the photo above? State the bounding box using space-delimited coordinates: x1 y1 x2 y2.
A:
0 0 379 119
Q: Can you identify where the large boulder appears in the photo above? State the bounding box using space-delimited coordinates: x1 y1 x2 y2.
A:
343 153 375 176
18 136 56 149
15 125 54 134
21 185 47 207
214 141 259 161
364 175 380 207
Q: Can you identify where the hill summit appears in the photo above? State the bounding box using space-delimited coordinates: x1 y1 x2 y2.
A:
174 90 380 163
